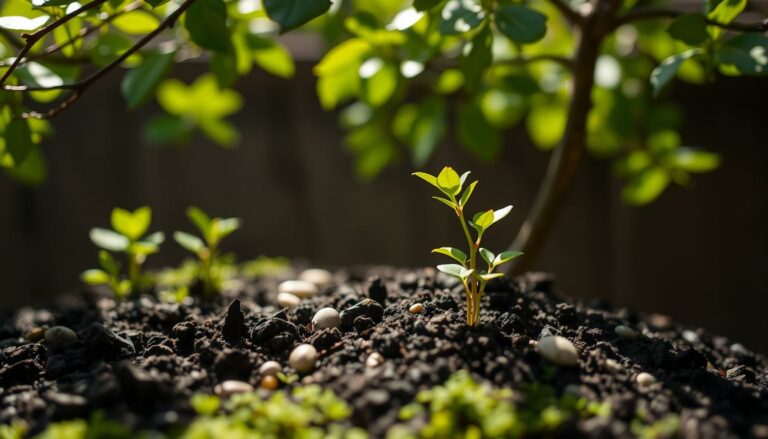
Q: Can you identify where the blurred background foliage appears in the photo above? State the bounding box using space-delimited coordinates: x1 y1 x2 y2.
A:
0 0 764 205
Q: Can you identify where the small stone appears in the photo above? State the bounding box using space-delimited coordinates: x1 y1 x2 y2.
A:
312 308 341 331
86 323 135 360
289 344 318 373
649 313 671 328
259 361 281 377
537 336 579 367
340 299 384 330
214 380 254 398
409 303 424 314
277 292 302 309
260 375 279 391
45 326 77 349
278 280 318 299
367 277 388 304
366 352 384 368
299 269 333 287
730 343 748 355
222 299 247 341
636 372 657 386
604 358 622 373
615 325 637 339
25 327 46 342
682 330 699 343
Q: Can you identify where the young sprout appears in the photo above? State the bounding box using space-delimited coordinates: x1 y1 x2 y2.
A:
82 206 164 298
413 167 522 326
173 206 241 295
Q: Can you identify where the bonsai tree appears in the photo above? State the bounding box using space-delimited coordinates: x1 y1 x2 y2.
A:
0 0 765 271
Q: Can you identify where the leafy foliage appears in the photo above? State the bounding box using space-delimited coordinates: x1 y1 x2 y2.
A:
82 206 164 299
414 166 521 326
174 206 241 295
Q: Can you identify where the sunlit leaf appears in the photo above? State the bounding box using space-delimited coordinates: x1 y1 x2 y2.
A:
90 228 130 251
111 206 151 240
81 269 110 285
432 247 468 265
174 231 205 253
437 263 473 280
122 51 174 109
494 250 523 265
263 0 331 32
479 247 494 266
436 166 462 196
185 0 230 52
650 49 703 96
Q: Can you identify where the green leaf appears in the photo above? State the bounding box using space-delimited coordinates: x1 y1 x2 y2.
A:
90 228 130 251
432 247 468 265
130 241 159 255
492 205 512 224
478 272 504 282
414 0 441 11
144 231 165 245
81 269 110 285
440 0 484 35
665 147 720 172
432 196 456 209
436 264 473 280
494 250 523 265
122 51 174 109
6 145 46 185
708 0 746 37
4 119 34 166
435 69 464 94
436 166 462 197
263 0 331 32
459 181 477 207
185 0 230 53
143 115 192 145
650 49 703 96
409 98 446 166
247 35 295 78
174 231 205 253
412 171 439 189
111 207 151 240
458 101 501 161
479 248 495 266
98 250 119 276
212 217 241 242
186 206 211 237
471 210 494 232
144 0 169 7
210 51 238 87
526 97 567 149
667 14 709 46
360 58 399 106
199 118 240 147
112 10 159 35
717 34 768 75
622 167 670 205
494 5 547 44
0 16 49 31
461 25 493 91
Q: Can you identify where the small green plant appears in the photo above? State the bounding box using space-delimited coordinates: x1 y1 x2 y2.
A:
81 207 164 298
413 167 522 326
173 207 241 295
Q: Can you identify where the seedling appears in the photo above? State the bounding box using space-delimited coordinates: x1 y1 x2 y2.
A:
173 206 241 295
414 167 522 326
82 207 164 298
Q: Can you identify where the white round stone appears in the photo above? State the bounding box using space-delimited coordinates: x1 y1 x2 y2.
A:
259 361 281 377
298 269 333 287
604 358 622 373
636 372 657 386
682 330 698 343
277 292 301 309
45 326 77 348
615 325 637 339
366 352 384 368
214 380 254 397
537 336 579 367
289 344 319 373
312 308 341 330
278 280 318 299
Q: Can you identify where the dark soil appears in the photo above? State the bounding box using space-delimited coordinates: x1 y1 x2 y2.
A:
1 268 767 437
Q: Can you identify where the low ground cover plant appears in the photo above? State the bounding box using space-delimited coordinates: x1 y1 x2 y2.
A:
414 167 522 326
81 207 164 299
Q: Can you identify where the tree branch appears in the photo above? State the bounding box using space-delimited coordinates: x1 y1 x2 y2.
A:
614 7 768 31
548 0 583 25
0 0 108 86
5 0 197 119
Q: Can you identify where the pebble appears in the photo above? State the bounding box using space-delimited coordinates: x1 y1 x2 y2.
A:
366 352 384 368
289 344 319 373
259 375 279 391
214 380 254 397
259 361 281 377
44 326 77 349
298 269 333 287
537 336 579 367
276 292 302 309
636 372 657 386
367 277 388 304
221 299 247 340
682 330 699 343
615 325 637 339
25 327 46 342
409 303 424 314
730 343 748 355
604 358 622 373
340 299 384 330
312 308 341 330
278 280 318 299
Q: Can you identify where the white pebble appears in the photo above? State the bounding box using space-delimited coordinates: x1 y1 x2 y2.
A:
298 269 333 287
214 380 254 397
366 352 384 368
615 325 637 339
312 308 341 330
278 280 318 299
45 326 77 348
289 344 319 373
259 361 281 377
537 336 579 367
277 292 302 309
636 372 657 386
604 358 622 373
682 330 698 343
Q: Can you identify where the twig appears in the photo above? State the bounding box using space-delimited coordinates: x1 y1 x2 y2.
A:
0 0 108 86
549 0 583 25
8 0 197 119
614 7 768 31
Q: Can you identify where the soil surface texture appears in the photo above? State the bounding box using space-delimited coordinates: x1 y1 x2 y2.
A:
1 267 767 437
